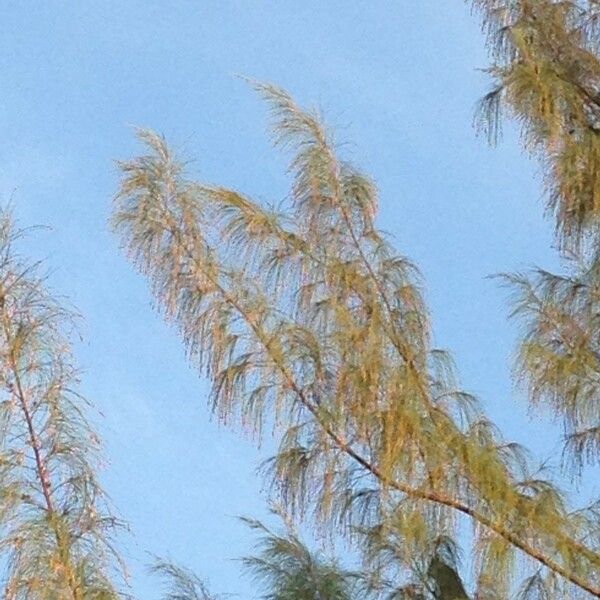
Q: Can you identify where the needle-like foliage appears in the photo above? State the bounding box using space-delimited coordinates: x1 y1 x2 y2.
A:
473 0 600 248
153 512 470 600
240 516 357 600
152 561 219 600
472 5 600 595
361 525 470 600
501 251 600 470
241 515 472 600
0 211 124 599
113 84 600 598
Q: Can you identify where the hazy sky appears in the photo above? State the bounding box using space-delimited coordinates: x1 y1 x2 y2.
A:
1 2 590 597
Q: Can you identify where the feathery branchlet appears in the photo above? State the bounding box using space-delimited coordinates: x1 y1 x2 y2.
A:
474 0 600 248
113 84 600 598
473 3 600 567
0 212 124 599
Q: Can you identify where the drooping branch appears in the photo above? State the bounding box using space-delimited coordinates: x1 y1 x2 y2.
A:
472 0 600 248
114 90 600 597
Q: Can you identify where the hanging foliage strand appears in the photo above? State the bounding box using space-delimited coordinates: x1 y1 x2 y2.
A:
473 0 600 248
473 0 600 522
0 212 125 599
113 84 600 598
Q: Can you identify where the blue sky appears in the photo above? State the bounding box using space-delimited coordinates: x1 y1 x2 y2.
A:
0 2 592 597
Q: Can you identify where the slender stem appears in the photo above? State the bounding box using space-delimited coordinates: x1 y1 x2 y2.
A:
2 314 80 600
173 234 600 598
230 281 600 595
325 163 600 588
12 368 55 515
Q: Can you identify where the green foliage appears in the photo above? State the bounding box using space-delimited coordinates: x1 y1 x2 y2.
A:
363 529 469 600
152 561 219 600
113 84 600 597
240 516 356 600
241 514 472 600
473 5 600 597
154 512 470 600
474 0 600 248
501 254 600 470
0 212 124 599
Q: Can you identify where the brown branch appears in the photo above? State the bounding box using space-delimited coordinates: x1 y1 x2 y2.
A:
168 220 600 598
2 314 81 600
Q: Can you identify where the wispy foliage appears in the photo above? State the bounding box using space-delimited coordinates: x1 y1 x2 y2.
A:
363 526 469 600
242 513 473 600
0 211 124 599
154 511 470 600
113 84 600 597
152 561 219 600
473 0 600 247
240 516 357 600
472 5 600 595
501 251 600 471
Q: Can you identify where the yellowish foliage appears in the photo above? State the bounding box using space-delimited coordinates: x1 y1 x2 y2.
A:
114 84 600 598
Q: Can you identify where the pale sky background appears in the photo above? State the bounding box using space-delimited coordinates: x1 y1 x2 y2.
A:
1 2 595 598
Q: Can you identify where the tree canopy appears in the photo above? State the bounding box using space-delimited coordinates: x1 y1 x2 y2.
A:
475 0 600 248
112 82 600 598
3 2 600 598
0 212 124 598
